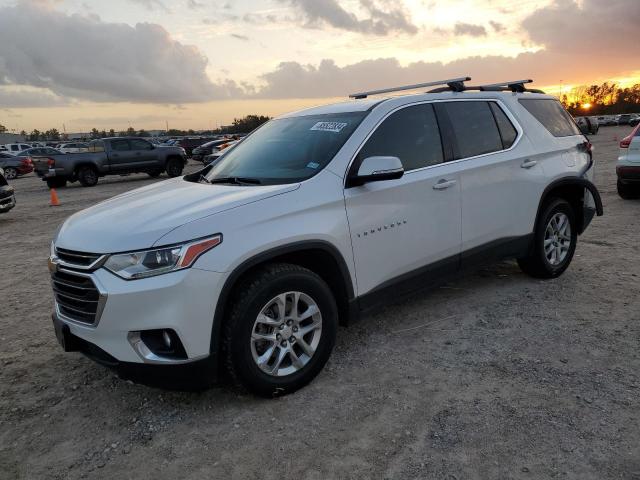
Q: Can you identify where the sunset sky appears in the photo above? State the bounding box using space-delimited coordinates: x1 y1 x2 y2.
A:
0 0 638 133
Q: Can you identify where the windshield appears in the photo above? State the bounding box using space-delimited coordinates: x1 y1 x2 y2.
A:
203 112 367 185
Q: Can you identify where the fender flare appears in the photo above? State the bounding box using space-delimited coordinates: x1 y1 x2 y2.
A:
208 240 355 356
534 176 603 234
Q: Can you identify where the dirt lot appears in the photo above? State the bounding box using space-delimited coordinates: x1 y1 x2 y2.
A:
1 127 639 480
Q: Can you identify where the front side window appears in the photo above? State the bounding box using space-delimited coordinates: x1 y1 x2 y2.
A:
358 103 443 171
111 139 130 152
204 112 367 185
130 139 153 150
519 99 581 137
443 101 503 159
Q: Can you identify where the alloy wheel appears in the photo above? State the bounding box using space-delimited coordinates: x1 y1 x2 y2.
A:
544 212 572 266
250 291 322 377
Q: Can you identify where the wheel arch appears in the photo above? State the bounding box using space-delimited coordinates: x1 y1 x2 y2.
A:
73 162 99 176
209 241 355 358
534 176 603 235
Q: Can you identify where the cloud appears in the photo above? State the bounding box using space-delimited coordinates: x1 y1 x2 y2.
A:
0 86 69 108
251 0 640 99
453 22 486 37
0 2 240 103
280 0 418 35
70 114 174 126
230 33 250 41
128 0 170 12
186 0 204 8
489 21 505 33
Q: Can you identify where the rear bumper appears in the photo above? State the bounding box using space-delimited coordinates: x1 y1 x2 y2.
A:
617 165 640 183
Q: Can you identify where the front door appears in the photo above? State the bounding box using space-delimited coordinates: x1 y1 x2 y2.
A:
343 102 462 299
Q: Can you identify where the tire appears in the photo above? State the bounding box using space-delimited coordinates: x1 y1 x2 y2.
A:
617 180 640 199
518 198 578 279
3 167 17 179
222 263 338 397
77 165 98 187
165 158 184 178
46 178 67 189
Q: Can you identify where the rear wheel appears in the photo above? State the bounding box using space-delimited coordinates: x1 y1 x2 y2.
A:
518 198 577 279
77 166 98 187
165 158 184 177
3 167 17 179
617 180 640 199
223 263 338 397
46 178 67 188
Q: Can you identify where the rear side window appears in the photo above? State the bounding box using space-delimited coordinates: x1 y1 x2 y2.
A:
358 103 443 171
442 101 503 159
88 141 105 153
110 139 130 151
519 99 581 137
489 103 518 149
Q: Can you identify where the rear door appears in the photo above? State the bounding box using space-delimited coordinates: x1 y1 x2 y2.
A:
128 139 158 167
106 139 132 171
436 100 545 257
344 102 462 300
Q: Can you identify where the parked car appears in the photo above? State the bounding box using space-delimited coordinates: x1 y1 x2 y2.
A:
0 167 16 214
191 140 231 162
33 137 188 188
2 143 33 154
629 115 640 127
174 137 214 156
616 123 640 198
57 142 89 154
575 116 599 135
596 116 616 126
18 147 63 157
0 152 33 179
616 114 633 126
48 79 602 396
203 140 240 165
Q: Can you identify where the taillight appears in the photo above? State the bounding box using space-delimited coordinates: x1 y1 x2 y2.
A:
21 156 33 165
47 157 55 167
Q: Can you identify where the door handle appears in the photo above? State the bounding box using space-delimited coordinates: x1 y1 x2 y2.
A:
521 159 537 169
433 179 457 190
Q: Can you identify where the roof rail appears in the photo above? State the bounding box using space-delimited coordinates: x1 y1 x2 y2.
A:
349 76 471 99
427 78 545 94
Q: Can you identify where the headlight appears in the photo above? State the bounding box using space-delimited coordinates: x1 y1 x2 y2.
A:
104 234 222 280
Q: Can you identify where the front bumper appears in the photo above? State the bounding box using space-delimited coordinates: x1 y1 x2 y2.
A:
0 186 15 213
52 266 226 365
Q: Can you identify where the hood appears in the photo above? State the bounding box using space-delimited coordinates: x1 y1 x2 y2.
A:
55 178 299 252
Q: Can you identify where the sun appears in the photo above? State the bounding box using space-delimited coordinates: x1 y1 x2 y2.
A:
581 103 592 110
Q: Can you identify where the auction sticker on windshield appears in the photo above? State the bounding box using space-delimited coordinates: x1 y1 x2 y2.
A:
310 122 348 133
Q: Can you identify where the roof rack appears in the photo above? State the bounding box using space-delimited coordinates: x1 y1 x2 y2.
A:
428 79 545 94
349 76 471 99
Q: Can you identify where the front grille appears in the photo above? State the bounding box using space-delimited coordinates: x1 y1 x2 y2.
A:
52 270 101 324
55 248 103 267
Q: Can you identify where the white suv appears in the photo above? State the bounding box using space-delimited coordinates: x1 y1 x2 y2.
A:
617 123 640 198
49 78 603 396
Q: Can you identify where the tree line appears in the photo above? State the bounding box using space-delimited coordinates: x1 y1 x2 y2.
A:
0 114 272 142
562 82 640 115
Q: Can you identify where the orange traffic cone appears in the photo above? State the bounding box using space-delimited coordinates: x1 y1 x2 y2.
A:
49 188 60 207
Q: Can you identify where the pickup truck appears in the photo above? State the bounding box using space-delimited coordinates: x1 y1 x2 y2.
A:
33 137 188 188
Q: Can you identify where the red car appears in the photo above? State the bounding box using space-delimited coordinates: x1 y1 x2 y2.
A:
0 152 34 179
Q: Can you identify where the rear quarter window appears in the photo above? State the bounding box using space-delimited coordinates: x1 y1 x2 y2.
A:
519 99 581 137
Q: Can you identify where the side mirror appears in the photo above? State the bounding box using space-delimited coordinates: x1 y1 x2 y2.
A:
347 156 404 187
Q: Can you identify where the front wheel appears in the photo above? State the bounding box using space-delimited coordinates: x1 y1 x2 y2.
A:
222 263 338 397
3 167 17 179
518 198 577 279
165 158 184 177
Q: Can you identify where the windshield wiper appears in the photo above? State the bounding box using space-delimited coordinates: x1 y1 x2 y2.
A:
199 174 211 184
208 176 262 185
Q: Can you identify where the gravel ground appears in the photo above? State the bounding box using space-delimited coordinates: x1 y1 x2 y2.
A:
1 127 639 480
